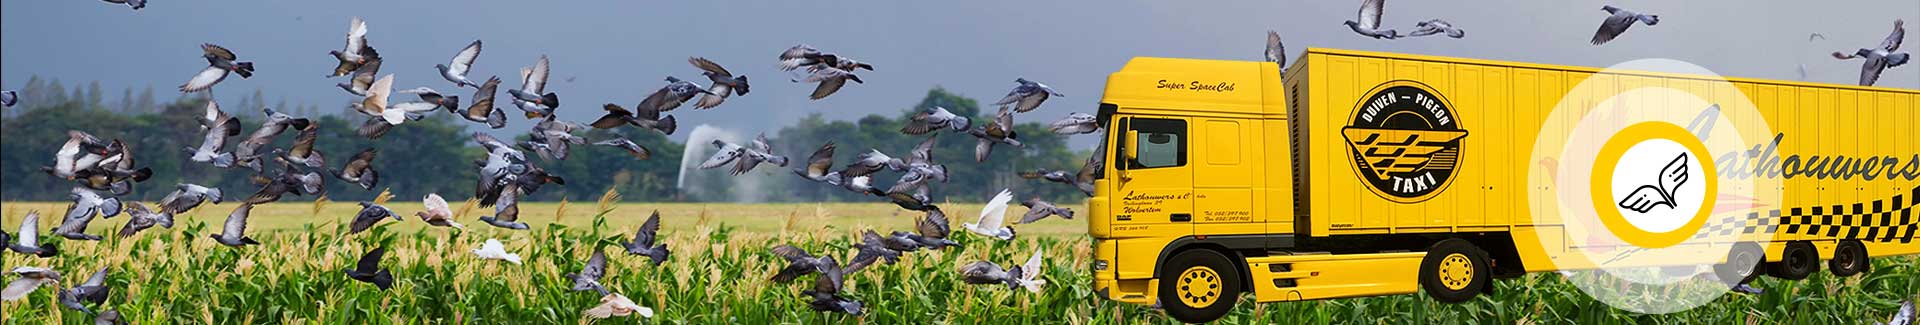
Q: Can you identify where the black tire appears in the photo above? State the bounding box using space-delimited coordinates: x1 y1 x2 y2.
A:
1714 243 1764 285
1420 239 1490 303
1767 241 1819 280
1829 240 1869 277
1158 249 1241 324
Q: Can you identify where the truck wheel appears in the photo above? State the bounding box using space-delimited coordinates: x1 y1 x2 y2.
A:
1420 239 1490 303
1829 240 1869 277
1713 243 1763 285
1158 249 1241 324
1767 241 1819 280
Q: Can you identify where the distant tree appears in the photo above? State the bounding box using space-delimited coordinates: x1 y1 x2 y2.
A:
87 81 104 109
135 86 156 114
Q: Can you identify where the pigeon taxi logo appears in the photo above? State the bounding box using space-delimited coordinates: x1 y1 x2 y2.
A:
1342 80 1467 203
1589 122 1717 249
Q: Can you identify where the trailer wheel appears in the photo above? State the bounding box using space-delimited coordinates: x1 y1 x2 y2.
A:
1420 239 1490 303
1713 243 1763 285
1829 240 1869 277
1159 249 1241 324
1767 241 1819 280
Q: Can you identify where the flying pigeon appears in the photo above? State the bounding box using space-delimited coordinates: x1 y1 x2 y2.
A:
620 211 673 265
804 256 864 315
452 76 507 129
1832 20 1909 86
345 247 394 290
335 48 383 96
57 267 110 314
43 130 113 180
565 248 611 295
995 78 1065 113
274 122 325 169
244 165 324 204
348 201 400 234
76 140 152 195
211 203 260 247
583 293 654 319
958 248 1047 293
180 43 255 93
1591 5 1659 45
398 86 460 114
1343 0 1399 39
1048 112 1100 135
968 106 1024 162
55 187 123 241
591 103 677 135
892 208 961 250
117 202 174 238
794 67 863 100
845 230 911 272
524 117 587 161
150 182 216 213
963 189 1017 240
100 0 145 10
415 193 463 229
1018 198 1075 224
6 211 59 257
353 74 440 125
96 309 126 325
328 17 373 77
642 76 715 114
437 40 484 89
2 267 61 302
699 134 789 175
877 187 939 212
778 44 875 72
902 106 972 135
472 238 522 264
479 183 528 230
331 148 380 190
1266 30 1287 68
231 108 312 172
793 142 842 184
594 137 653 160
1408 19 1466 38
1019 166 1096 197
770 245 832 283
508 55 560 119
185 100 242 168
690 57 750 109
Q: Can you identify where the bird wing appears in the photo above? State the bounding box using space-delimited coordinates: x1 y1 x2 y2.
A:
224 204 252 237
180 66 228 93
82 267 108 288
699 145 742 169
349 57 383 92
1862 57 1888 86
810 75 849 100
637 86 679 113
422 193 451 217
289 123 318 158
916 208 950 238
908 134 937 165
466 77 501 118
1357 0 1385 30
356 247 386 272
364 74 397 114
342 148 378 177
959 261 1008 283
689 57 732 77
751 133 773 153
1018 200 1054 224
2 278 44 301
56 204 96 235
582 248 608 280
770 244 814 261
778 44 820 70
16 212 39 246
1266 30 1286 65
1014 91 1049 113
729 153 762 176
495 184 521 222
343 17 368 54
202 43 238 61
978 189 1013 228
450 40 482 76
523 56 550 93
1592 13 1635 45
635 210 661 247
694 84 730 109
1882 19 1905 51
1021 248 1045 281
804 142 836 177
815 256 845 294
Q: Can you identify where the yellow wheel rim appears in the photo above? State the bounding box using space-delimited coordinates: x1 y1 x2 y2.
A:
1176 266 1223 308
1438 253 1475 291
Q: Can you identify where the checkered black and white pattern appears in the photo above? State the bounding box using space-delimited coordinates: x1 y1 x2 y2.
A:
1692 185 1919 244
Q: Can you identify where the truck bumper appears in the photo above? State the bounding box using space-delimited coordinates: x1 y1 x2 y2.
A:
1094 278 1158 305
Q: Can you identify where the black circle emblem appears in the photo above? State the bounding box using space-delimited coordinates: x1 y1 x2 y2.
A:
1341 81 1468 203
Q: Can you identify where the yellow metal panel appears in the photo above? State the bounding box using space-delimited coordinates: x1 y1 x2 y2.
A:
1511 227 1566 271
1454 64 1487 227
1246 253 1423 302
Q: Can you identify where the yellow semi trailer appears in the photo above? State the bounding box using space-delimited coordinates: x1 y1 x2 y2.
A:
1087 48 1920 323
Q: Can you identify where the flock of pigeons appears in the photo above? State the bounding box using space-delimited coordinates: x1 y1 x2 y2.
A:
1 1 1913 322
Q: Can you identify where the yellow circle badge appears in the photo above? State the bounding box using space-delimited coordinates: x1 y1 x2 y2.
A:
1588 122 1718 248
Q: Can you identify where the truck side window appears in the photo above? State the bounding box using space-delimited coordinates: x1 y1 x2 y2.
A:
1120 117 1186 169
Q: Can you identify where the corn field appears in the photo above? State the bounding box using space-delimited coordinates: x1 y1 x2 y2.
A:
2 201 1916 324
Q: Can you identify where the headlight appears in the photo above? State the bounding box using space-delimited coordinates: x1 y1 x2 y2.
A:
1093 260 1109 271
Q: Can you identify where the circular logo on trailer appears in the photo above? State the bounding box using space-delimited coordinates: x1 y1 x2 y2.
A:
1342 80 1468 203
1588 122 1718 249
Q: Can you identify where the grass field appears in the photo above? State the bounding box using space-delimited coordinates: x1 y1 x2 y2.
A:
1 199 1916 324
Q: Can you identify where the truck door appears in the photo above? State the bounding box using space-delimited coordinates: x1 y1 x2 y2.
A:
1113 116 1195 235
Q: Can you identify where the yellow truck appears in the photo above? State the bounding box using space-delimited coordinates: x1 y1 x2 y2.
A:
1087 48 1920 323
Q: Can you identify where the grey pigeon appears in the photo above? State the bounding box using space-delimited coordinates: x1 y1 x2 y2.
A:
437 40 484 89
331 148 380 190
620 211 672 265
185 100 242 168
901 106 971 135
958 248 1047 292
57 267 110 314
398 86 461 115
334 49 382 93
842 232 905 275
345 247 393 290
6 211 59 258
803 256 864 315
243 165 324 204
1048 112 1099 135
95 309 126 325
1832 20 1909 86
778 44 874 72
2 90 17 108
508 55 560 119
1343 0 1399 39
893 208 960 250
525 117 587 161
273 123 326 169
698 134 789 176
211 203 260 247
55 188 122 241
771 245 833 283
117 202 175 238
479 183 528 230
690 57 749 109
792 142 842 184
232 108 313 172
100 0 145 10
2 267 61 302
995 78 1064 113
1018 198 1074 224
1266 30 1287 68
1408 19 1466 38
642 76 714 114
967 106 1024 162
1019 165 1096 196
793 67 863 100
453 76 507 129
591 103 677 135
1591 5 1659 45
328 17 373 78
871 229 922 253
594 137 653 160
842 148 905 179
565 248 611 295
878 187 939 212
181 43 255 93
159 183 222 214
348 201 400 234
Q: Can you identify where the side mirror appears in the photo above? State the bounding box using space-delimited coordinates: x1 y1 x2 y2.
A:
1124 130 1140 162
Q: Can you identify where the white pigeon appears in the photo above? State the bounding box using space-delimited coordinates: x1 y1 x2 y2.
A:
1016 248 1047 293
963 189 1017 240
583 293 655 319
472 238 522 264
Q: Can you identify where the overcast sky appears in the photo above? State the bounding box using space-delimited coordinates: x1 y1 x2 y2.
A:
3 1 1913 149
